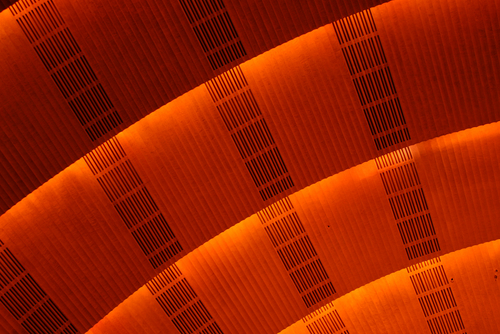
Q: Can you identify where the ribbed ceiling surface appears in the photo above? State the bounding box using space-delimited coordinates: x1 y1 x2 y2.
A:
85 121 500 333
279 239 500 333
0 0 388 215
0 0 499 332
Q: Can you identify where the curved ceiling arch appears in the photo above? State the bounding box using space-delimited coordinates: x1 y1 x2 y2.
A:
0 0 499 332
0 0 389 214
278 239 500 334
2 119 499 333
88 240 500 333
84 121 500 333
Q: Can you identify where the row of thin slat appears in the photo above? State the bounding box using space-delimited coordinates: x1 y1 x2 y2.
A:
1 0 500 332
280 239 500 333
0 0 389 215
87 121 500 333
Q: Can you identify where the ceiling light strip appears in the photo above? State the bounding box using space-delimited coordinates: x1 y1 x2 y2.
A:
83 138 183 269
10 0 123 142
206 66 295 201
178 0 246 71
406 257 467 334
257 197 336 309
333 9 410 151
0 239 79 333
145 264 224 334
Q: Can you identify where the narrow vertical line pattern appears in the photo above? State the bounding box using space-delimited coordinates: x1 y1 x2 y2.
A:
10 0 123 142
146 264 224 333
407 257 467 334
206 66 295 201
302 302 349 334
0 239 79 333
333 9 410 151
83 137 183 269
258 197 335 308
178 0 246 71
375 147 440 260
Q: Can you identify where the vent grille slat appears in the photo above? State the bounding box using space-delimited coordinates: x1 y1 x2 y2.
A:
427 310 465 334
0 248 26 289
12 0 122 141
304 308 348 334
264 212 305 247
397 213 436 245
0 274 46 320
407 257 467 333
258 197 335 308
333 10 376 44
147 264 224 333
84 138 182 269
334 9 409 151
206 66 294 201
375 148 440 261
0 240 78 332
179 0 246 70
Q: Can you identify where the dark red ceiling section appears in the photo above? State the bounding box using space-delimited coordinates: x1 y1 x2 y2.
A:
0 0 389 215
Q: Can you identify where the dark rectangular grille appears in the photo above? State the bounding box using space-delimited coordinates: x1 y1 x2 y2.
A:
231 119 275 159
388 188 429 220
84 138 182 269
97 161 144 202
257 196 294 223
405 239 441 260
207 66 294 201
407 257 442 273
172 300 213 334
409 265 449 295
427 310 465 334
276 236 318 271
179 0 246 70
244 147 289 186
216 92 262 131
301 282 336 309
333 10 377 45
334 9 410 151
146 264 183 294
418 287 457 317
264 212 305 247
407 257 466 333
205 65 247 101
11 0 122 142
146 264 224 334
33 28 81 71
397 214 436 245
0 241 78 333
302 302 335 322
21 299 69 333
380 162 420 195
376 148 440 261
352 67 397 105
258 198 335 308
0 248 25 289
156 279 198 317
0 274 46 320
305 309 347 334
289 259 330 294
375 147 413 169
130 214 176 255
199 322 224 334
364 98 405 135
342 36 387 75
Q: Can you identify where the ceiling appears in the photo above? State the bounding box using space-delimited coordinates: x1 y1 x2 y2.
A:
0 0 499 333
